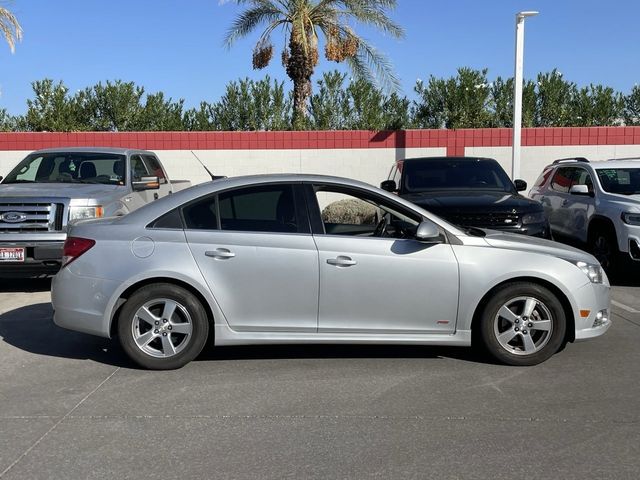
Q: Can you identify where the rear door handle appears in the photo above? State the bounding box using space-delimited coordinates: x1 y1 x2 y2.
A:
327 255 357 267
205 248 235 259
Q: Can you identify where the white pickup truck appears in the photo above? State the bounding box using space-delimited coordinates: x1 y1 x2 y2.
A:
0 147 191 275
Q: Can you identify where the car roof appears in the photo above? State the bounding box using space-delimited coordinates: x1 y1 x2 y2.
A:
399 156 497 163
31 147 155 156
548 159 640 170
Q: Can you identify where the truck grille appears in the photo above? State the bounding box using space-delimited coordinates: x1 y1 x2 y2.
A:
0 202 63 233
442 212 520 229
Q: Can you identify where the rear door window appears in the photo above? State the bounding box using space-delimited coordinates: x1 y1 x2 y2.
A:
550 167 575 193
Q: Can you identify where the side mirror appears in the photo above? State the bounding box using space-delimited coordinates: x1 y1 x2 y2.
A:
569 184 592 196
380 180 397 192
415 220 441 242
514 179 527 192
132 176 160 191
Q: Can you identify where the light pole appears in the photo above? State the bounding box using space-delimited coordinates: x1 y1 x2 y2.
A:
512 10 538 180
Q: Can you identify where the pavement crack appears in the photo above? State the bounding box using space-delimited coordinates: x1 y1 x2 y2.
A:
0 367 120 478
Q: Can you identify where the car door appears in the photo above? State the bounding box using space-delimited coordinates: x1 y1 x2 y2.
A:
546 167 576 236
307 183 459 334
565 167 596 243
184 183 319 332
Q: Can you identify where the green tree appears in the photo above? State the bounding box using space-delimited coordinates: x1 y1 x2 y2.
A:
623 84 640 126
133 92 186 131
308 71 351 130
535 70 576 126
570 84 623 126
80 80 145 131
224 0 403 128
414 68 492 129
24 79 83 131
0 107 17 131
0 5 22 52
490 76 536 127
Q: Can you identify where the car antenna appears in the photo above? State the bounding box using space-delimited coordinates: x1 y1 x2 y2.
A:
190 151 226 180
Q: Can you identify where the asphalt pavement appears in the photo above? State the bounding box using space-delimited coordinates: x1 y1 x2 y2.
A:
0 277 639 479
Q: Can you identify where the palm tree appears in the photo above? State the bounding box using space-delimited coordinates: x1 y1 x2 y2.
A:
0 4 22 53
225 0 404 127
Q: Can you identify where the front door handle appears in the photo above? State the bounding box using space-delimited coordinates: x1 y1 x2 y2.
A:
327 255 357 267
205 248 235 259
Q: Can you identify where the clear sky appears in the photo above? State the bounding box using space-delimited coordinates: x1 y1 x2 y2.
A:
1 0 639 115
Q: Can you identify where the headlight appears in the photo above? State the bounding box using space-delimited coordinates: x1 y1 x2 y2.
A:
621 212 640 225
69 206 104 222
522 211 546 225
573 260 604 284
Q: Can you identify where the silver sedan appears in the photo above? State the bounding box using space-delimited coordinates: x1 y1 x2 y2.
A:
52 174 611 369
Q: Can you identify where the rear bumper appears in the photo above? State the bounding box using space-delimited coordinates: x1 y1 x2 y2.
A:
0 240 64 276
52 266 120 338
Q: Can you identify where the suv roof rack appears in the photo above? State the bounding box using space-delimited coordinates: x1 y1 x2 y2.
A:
552 157 589 164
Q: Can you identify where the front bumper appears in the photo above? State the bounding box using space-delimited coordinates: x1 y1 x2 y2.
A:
572 281 611 342
0 240 65 276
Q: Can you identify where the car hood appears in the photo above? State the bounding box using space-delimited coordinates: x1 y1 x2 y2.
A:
482 230 598 264
401 190 541 212
0 183 124 202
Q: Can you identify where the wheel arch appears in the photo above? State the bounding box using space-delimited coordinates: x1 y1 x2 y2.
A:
587 215 617 241
110 276 216 338
470 276 576 346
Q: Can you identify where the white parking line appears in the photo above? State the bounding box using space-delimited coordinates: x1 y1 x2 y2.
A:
611 300 640 314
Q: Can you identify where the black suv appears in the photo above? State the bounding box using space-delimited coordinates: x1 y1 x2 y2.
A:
381 156 551 238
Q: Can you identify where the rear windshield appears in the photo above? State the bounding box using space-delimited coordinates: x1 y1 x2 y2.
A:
596 168 640 195
3 152 126 186
402 159 515 193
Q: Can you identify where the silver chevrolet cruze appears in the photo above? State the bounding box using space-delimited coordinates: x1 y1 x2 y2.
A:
52 174 611 369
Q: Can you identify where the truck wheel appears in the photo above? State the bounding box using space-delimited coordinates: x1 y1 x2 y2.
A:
589 226 621 275
479 282 566 366
118 283 209 370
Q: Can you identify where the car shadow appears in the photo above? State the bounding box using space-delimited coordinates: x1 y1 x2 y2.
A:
0 302 133 368
609 266 640 287
0 277 52 292
0 302 499 368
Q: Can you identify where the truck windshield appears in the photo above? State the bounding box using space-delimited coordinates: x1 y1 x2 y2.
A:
2 152 126 185
596 168 640 195
402 159 515 193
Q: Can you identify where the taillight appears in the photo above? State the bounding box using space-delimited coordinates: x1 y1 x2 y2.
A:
62 237 96 267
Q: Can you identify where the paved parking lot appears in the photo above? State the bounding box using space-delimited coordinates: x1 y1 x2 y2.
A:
1 276 639 480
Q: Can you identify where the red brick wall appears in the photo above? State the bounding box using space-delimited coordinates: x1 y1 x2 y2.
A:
1 127 639 156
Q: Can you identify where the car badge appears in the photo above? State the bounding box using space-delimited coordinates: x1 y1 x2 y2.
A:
1 212 28 223
504 219 513 224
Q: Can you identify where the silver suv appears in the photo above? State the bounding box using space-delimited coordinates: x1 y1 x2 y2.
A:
529 157 640 272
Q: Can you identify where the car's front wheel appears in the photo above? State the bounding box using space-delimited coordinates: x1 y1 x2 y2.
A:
479 282 566 366
118 283 209 370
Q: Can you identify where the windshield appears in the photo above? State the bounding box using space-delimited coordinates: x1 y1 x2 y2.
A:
2 152 126 185
402 159 515 194
596 168 640 195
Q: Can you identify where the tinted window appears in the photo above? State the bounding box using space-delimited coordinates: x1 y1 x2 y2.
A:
183 196 218 230
143 155 167 184
219 185 299 233
596 168 640 195
550 167 575 193
149 209 184 229
402 159 514 193
533 168 553 188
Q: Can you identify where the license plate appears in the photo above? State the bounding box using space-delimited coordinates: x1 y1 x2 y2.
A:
0 247 25 262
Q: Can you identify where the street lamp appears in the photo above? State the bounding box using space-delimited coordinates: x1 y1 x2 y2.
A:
511 10 538 180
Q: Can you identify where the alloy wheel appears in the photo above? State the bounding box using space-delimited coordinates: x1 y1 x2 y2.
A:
131 298 193 358
493 296 553 356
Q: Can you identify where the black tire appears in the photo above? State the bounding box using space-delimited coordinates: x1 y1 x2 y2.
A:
118 283 209 370
588 225 622 276
479 282 566 366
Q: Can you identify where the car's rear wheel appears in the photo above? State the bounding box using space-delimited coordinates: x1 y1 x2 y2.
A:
479 282 566 366
118 283 209 370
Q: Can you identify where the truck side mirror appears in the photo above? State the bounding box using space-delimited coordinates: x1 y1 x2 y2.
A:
514 179 527 191
132 176 160 191
380 180 397 192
